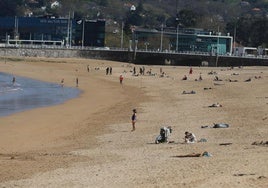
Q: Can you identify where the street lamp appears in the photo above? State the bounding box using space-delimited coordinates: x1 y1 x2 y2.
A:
160 24 163 51
175 16 180 52
144 42 149 51
176 23 179 52
120 21 124 49
82 18 85 48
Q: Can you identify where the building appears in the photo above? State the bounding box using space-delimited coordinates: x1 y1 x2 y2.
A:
0 16 105 47
133 27 233 55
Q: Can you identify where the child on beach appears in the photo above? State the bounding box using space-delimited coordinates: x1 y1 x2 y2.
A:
131 109 137 131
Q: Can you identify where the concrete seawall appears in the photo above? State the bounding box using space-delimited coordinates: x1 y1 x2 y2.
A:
0 47 267 67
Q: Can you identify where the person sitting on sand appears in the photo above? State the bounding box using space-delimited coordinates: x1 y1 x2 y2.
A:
199 74 203 81
184 131 197 143
182 75 187 80
214 76 222 81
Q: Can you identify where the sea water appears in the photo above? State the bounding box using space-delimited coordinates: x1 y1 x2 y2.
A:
0 72 81 117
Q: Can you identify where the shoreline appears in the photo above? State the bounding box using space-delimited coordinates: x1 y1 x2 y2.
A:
0 71 81 117
0 57 147 182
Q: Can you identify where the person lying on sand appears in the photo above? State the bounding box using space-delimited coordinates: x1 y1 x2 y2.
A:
232 73 239 75
182 90 196 94
228 79 238 82
208 103 222 107
175 151 212 157
204 87 212 90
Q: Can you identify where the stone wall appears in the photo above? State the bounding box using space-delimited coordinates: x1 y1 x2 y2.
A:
0 47 267 67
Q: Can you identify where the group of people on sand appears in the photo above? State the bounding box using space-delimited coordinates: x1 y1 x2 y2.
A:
130 108 197 144
106 66 113 75
60 77 78 87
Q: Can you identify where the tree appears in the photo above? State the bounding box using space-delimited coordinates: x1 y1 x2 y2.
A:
178 9 197 27
0 0 19 16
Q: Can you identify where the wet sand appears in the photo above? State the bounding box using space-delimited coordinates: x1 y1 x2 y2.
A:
0 57 267 187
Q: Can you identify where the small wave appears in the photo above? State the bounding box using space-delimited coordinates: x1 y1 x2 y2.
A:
0 87 23 94
13 83 21 86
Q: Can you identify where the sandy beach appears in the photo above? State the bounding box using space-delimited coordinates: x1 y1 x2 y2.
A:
0 56 267 188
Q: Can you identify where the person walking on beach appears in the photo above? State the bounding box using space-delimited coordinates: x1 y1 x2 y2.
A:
12 77 16 85
119 75 124 84
76 77 79 87
60 78 64 87
131 109 137 131
106 67 109 75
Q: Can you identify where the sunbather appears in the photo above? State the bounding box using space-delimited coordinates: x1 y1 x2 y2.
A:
208 103 222 107
182 90 196 94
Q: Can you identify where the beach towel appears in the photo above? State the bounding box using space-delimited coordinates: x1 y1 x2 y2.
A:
213 123 229 128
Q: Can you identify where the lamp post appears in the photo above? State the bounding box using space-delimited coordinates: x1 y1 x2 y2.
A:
134 40 138 60
82 18 85 48
120 21 124 49
144 42 149 51
176 23 179 52
175 15 180 52
160 24 163 51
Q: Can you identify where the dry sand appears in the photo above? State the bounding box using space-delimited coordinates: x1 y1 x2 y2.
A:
0 56 267 188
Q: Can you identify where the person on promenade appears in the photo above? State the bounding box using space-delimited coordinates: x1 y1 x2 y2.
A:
131 109 137 131
119 75 123 84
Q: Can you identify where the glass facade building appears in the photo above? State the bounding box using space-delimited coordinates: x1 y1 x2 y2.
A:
0 17 105 47
133 28 233 55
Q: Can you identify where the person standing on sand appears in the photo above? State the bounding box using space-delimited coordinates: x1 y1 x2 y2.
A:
119 75 123 84
76 77 79 87
106 67 109 75
189 67 193 74
131 109 137 131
